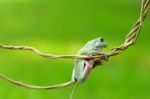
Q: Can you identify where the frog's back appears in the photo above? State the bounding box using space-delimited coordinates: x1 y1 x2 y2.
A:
77 40 95 54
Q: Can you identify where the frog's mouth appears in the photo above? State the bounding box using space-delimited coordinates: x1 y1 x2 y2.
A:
95 41 107 48
99 42 107 48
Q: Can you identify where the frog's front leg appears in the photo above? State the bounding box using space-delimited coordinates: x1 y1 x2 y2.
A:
97 52 109 61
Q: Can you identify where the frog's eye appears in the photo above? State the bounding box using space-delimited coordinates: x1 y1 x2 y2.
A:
100 38 104 42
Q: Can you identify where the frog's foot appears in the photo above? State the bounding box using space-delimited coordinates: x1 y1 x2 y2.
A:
103 52 109 61
98 52 109 61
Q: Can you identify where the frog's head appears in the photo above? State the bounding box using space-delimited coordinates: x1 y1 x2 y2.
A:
93 37 107 49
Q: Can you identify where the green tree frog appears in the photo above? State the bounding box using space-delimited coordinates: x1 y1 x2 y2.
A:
72 37 108 83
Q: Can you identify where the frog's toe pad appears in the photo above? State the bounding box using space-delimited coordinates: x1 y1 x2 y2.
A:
103 53 109 61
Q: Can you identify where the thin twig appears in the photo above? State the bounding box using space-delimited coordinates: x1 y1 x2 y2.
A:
0 73 76 89
0 0 149 90
0 44 104 59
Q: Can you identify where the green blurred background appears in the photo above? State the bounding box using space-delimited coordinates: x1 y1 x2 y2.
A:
0 0 150 99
